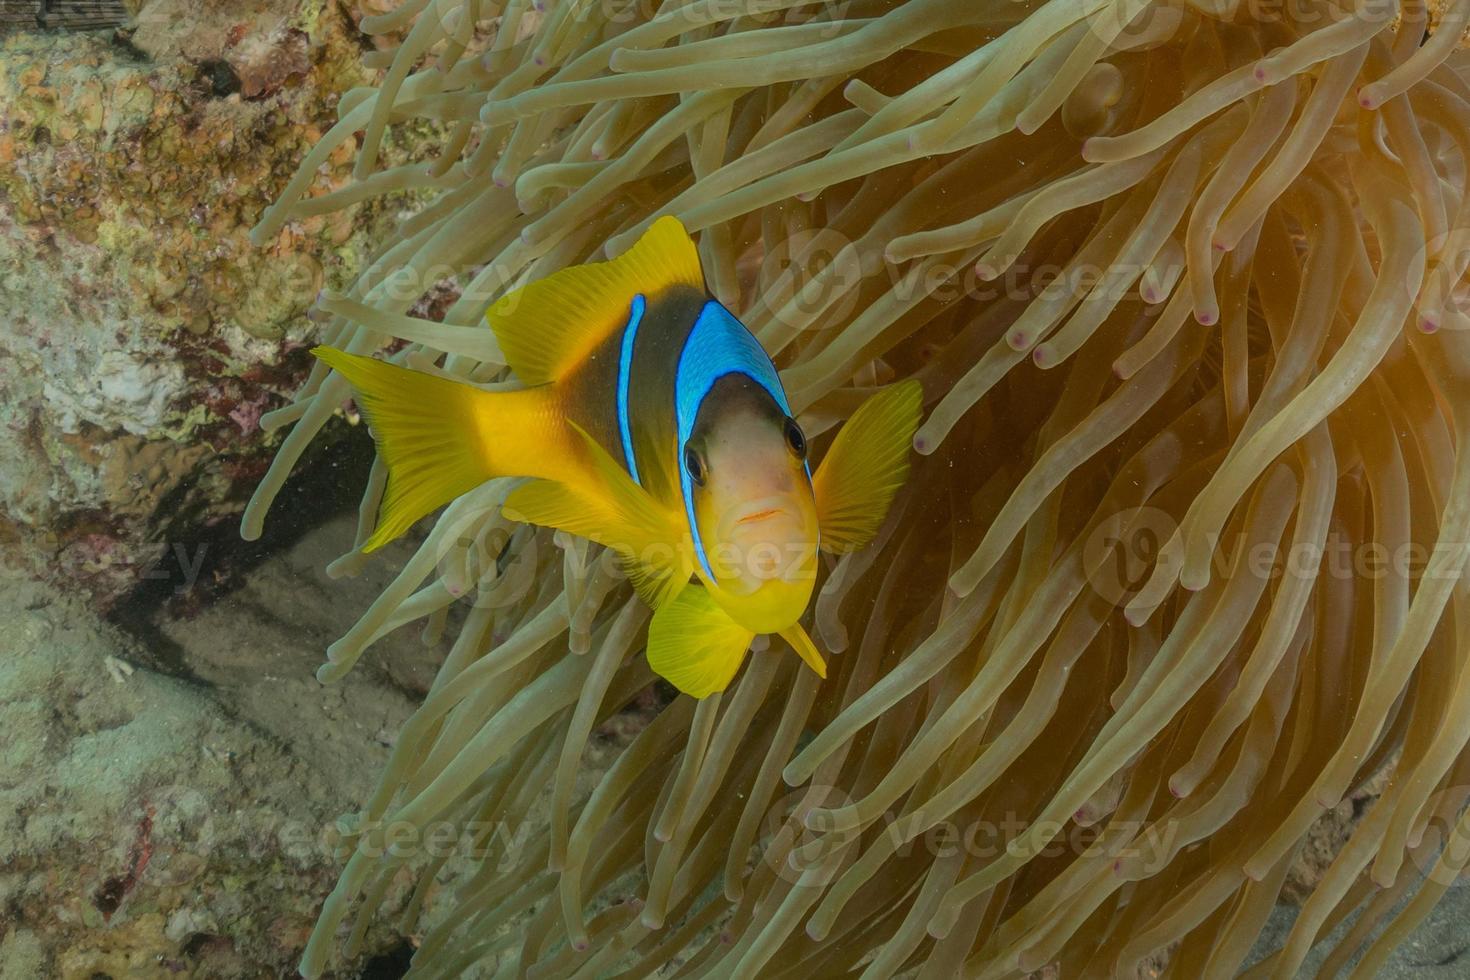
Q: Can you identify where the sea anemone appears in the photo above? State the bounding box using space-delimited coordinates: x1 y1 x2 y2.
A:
244 0 1470 975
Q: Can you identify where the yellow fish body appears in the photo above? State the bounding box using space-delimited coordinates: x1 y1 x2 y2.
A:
315 217 920 697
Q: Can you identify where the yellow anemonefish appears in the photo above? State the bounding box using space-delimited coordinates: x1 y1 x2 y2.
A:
314 217 920 698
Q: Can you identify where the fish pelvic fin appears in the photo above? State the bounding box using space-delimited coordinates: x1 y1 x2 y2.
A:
313 347 565 552
503 422 691 608
647 584 755 698
812 379 923 553
486 215 704 386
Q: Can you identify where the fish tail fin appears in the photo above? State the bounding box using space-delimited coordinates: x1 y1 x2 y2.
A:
313 347 560 552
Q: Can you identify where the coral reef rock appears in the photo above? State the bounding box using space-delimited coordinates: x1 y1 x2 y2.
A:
0 0 427 607
0 514 440 977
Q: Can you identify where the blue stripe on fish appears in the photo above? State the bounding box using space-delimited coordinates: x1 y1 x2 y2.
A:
675 300 793 580
616 293 647 485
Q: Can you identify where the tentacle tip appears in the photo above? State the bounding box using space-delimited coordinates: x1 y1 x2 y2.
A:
1168 776 1188 798
1358 87 1380 111
1007 329 1029 350
1419 314 1440 333
1032 345 1056 369
975 262 997 282
913 432 934 455
653 828 673 843
1178 569 1209 592
640 909 665 930
572 940 589 952
1243 863 1267 882
1079 137 1099 162
1196 309 1217 326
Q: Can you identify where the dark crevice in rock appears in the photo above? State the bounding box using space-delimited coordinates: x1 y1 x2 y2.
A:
196 57 242 98
107 425 375 680
358 939 414 979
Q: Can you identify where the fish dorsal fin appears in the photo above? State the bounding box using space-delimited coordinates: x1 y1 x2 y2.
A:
487 216 704 385
646 584 755 698
813 380 923 553
502 423 691 608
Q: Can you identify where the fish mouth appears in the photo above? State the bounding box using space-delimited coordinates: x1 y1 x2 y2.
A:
715 496 799 548
723 497 792 534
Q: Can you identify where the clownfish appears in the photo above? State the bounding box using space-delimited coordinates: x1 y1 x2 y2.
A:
314 217 920 698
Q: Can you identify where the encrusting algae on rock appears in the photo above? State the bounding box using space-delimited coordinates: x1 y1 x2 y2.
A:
242 0 1470 975
0 0 454 606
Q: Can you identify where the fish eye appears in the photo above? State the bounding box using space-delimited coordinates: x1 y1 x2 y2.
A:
783 417 807 460
684 445 707 486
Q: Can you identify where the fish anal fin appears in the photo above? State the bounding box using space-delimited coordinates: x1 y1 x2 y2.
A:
502 422 688 602
487 216 704 385
647 585 755 698
778 623 828 680
812 380 923 553
621 554 687 610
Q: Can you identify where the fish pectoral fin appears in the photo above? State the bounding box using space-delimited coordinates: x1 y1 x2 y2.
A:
778 623 828 680
486 216 704 385
502 422 689 606
812 379 923 554
646 585 755 698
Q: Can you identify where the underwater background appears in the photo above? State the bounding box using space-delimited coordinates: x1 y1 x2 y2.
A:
8 0 1470 977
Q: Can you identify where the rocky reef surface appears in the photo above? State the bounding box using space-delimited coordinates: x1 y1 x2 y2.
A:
0 513 430 978
0 0 432 609
0 507 653 978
